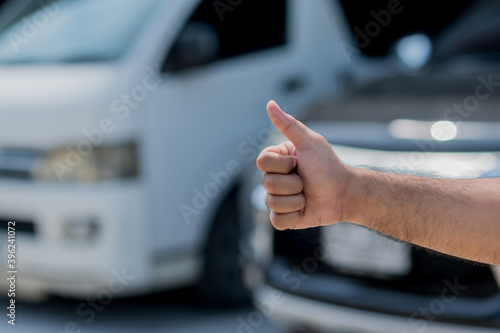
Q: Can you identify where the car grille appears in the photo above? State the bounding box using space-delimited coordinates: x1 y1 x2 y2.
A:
273 228 499 298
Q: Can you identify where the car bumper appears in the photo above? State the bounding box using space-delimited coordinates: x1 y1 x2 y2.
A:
0 180 152 298
255 285 500 333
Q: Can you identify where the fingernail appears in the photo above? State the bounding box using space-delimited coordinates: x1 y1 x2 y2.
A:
292 159 297 168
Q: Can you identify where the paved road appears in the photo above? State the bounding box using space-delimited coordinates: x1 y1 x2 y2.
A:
0 288 281 333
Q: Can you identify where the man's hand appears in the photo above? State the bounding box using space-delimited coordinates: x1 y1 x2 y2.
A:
256 101 353 230
256 101 500 265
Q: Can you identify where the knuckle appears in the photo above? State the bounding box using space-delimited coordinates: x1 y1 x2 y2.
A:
312 132 327 143
256 149 275 171
270 213 287 231
263 175 278 192
265 194 277 209
281 120 292 134
256 154 267 170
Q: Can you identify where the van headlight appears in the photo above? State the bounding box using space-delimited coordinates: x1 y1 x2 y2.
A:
34 143 138 182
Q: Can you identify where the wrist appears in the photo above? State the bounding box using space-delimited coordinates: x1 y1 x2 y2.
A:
341 166 379 227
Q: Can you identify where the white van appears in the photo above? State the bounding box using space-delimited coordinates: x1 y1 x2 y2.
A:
0 0 357 304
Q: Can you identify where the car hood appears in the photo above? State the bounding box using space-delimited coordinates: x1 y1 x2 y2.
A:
302 73 500 150
304 73 500 124
0 64 122 150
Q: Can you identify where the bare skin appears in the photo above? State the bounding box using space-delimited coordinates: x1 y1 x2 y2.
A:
257 100 500 265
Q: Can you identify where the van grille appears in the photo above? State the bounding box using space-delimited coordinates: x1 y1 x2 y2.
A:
274 228 499 298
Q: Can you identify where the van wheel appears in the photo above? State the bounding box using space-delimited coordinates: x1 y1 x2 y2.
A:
198 188 251 307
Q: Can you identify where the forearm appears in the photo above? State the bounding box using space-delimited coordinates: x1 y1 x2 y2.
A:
345 167 500 265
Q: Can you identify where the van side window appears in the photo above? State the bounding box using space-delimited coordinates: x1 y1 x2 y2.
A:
163 0 287 72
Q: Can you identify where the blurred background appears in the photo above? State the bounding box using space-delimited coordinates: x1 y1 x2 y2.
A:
0 0 499 332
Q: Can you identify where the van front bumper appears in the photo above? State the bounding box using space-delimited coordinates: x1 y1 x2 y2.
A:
0 180 152 298
255 285 500 333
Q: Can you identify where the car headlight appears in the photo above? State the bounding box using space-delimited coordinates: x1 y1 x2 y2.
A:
34 143 138 182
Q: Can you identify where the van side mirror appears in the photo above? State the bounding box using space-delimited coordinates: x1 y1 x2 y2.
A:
163 22 220 73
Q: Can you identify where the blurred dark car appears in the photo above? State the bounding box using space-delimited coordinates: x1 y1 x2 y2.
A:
243 1 500 332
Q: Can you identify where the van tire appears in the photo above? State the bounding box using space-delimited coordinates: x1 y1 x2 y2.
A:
198 187 251 307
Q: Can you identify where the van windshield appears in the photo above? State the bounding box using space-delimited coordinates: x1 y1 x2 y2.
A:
0 0 161 64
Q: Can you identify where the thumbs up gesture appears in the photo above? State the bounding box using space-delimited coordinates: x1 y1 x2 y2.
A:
257 101 354 230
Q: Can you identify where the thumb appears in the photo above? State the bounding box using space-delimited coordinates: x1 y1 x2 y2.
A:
267 100 316 147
